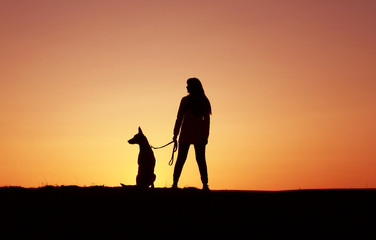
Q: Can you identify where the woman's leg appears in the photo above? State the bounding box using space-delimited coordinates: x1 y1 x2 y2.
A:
173 144 190 186
194 144 208 185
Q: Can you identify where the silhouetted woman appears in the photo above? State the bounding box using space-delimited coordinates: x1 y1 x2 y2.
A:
172 78 212 190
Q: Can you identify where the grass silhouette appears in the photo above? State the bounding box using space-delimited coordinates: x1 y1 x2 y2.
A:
1 186 375 238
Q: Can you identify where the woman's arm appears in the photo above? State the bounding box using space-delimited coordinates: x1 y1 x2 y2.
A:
203 113 210 144
173 97 186 140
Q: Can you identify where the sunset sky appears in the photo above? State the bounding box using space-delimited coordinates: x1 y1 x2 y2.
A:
1 0 375 190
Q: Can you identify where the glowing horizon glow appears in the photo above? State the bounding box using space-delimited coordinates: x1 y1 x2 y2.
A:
1 1 375 190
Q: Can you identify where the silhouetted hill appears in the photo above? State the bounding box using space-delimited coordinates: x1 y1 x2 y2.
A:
1 186 375 238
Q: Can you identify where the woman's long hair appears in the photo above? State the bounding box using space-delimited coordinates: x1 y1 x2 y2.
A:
186 78 212 117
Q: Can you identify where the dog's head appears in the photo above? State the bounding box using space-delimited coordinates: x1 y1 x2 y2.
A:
128 127 146 145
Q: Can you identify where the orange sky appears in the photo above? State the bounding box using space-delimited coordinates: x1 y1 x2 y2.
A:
1 1 375 190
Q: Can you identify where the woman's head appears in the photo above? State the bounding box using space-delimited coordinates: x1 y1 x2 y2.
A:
185 77 212 116
186 78 205 95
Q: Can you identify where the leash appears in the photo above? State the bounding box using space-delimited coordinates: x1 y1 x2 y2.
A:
151 140 178 166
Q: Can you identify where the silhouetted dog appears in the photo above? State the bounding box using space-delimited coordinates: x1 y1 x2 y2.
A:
128 127 156 188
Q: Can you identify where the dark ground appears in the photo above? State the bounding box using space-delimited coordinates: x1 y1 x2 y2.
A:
1 186 375 239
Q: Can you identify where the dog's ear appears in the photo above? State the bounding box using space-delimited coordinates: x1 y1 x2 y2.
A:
138 127 143 134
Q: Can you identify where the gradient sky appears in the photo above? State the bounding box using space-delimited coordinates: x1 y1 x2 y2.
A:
1 0 375 190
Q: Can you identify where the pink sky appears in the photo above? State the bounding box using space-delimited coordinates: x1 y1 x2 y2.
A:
1 1 375 189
